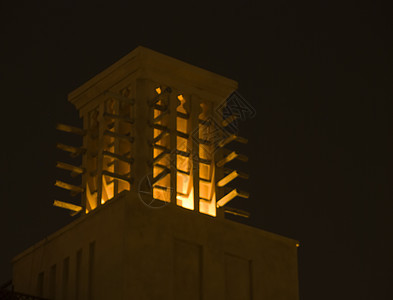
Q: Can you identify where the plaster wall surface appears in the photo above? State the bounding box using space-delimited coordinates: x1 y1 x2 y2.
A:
13 194 126 299
13 192 299 300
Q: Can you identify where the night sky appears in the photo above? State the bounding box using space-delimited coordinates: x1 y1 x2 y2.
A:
1 1 392 299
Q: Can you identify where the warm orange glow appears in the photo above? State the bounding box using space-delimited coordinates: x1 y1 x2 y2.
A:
78 87 236 217
199 163 216 216
217 170 239 187
53 200 82 212
199 193 216 216
199 163 210 179
176 117 187 133
101 130 115 204
177 136 188 152
176 94 194 210
216 189 237 207
217 189 249 208
177 94 185 102
296 243 300 247
176 186 194 210
152 91 171 203
197 101 217 216
153 165 171 202
176 155 190 172
153 183 171 202
101 175 114 204
86 182 97 212
199 180 212 199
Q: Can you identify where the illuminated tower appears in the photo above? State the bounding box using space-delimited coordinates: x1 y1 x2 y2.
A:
12 47 299 300
53 46 249 217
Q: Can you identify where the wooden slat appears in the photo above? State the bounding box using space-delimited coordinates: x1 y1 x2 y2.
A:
152 167 171 185
216 151 248 167
216 189 249 208
176 131 189 139
54 180 84 193
152 150 169 164
176 111 189 119
153 103 168 111
56 143 85 156
104 130 134 143
221 115 238 127
217 170 249 187
102 170 132 184
175 149 190 157
153 144 169 152
53 200 82 212
224 207 250 218
153 110 169 123
102 151 134 163
56 162 84 174
152 123 170 132
56 123 86 135
153 131 169 144
218 134 248 148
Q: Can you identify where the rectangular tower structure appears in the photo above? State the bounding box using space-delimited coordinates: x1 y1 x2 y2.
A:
67 46 241 217
12 47 300 299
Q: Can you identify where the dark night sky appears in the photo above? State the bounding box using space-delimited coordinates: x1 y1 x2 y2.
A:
1 1 392 299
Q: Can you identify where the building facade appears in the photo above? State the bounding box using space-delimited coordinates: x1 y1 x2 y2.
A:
12 47 299 299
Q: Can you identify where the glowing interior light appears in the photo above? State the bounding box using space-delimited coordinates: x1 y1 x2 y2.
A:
176 118 187 133
175 93 194 210
86 182 97 212
177 186 194 210
101 175 114 204
296 243 300 247
152 91 171 203
197 101 216 216
199 194 216 216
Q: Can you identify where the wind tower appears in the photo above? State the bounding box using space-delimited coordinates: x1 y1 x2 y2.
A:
11 47 299 300
54 46 249 218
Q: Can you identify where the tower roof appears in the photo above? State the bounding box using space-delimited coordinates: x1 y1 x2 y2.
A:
68 46 238 115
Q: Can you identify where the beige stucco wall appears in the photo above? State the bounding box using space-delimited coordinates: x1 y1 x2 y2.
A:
12 193 127 299
13 192 299 299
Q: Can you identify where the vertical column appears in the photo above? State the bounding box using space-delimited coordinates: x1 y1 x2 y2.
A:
198 101 217 216
133 79 153 196
113 99 120 196
85 108 99 213
213 102 225 219
149 86 172 203
101 99 116 203
96 102 105 207
81 116 88 213
169 92 178 205
114 86 134 194
191 95 200 212
175 93 194 210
